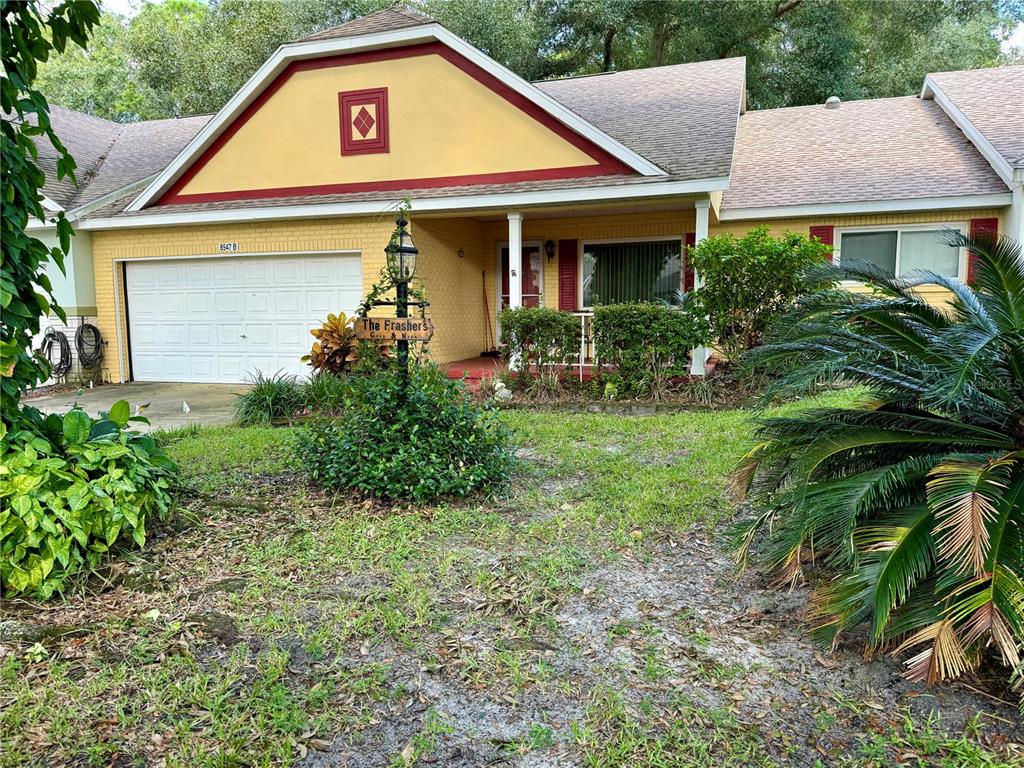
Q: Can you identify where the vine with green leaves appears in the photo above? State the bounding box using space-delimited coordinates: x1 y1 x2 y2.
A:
1 0 101 432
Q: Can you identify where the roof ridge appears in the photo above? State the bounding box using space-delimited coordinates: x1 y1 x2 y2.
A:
533 56 747 85
928 62 1024 78
297 4 435 43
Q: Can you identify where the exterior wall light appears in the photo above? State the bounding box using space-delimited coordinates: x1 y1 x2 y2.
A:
544 239 556 262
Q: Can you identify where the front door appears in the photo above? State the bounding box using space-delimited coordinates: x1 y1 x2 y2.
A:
500 245 543 308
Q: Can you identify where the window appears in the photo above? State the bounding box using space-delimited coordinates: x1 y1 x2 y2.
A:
837 227 962 278
581 240 682 307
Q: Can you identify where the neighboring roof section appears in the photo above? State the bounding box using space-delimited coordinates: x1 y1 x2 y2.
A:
34 106 122 209
78 115 210 208
923 65 1024 180
722 95 1009 216
26 106 209 213
535 57 745 182
298 6 435 42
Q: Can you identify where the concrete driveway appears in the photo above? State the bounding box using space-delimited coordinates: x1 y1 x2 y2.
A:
25 382 244 431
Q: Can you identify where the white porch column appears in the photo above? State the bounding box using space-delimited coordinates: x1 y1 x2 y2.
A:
507 212 523 308
689 199 711 376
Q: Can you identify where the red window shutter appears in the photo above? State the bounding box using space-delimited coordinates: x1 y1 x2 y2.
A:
809 225 834 261
967 218 998 284
684 232 696 292
557 239 578 311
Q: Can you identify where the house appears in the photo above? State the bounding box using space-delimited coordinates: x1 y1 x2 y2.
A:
27 7 1023 385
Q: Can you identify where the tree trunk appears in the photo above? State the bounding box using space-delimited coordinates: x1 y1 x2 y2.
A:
651 25 668 68
602 26 615 71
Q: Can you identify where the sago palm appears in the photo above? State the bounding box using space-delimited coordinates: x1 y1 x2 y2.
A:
734 232 1024 694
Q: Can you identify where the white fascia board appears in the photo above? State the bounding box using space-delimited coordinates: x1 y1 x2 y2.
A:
128 24 664 212
68 174 160 220
26 217 58 231
41 195 63 212
718 193 1013 221
81 177 728 231
922 76 1016 187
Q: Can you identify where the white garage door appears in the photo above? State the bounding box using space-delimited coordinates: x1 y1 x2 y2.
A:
126 253 362 383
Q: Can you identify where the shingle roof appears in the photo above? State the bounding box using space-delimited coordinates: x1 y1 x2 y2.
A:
29 107 209 212
79 115 210 206
30 107 122 208
298 6 435 43
535 58 746 181
721 96 1008 212
927 65 1024 170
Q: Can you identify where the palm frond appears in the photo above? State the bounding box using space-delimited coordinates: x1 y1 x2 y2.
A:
895 619 971 684
927 454 1016 576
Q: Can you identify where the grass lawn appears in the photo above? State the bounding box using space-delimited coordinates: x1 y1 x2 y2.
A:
2 393 1021 767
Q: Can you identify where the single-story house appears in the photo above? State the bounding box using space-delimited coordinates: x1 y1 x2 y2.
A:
27 6 1024 384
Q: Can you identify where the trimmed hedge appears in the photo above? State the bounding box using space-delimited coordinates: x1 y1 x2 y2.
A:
592 302 709 398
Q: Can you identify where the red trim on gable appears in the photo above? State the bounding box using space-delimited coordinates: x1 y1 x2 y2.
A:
339 87 389 155
157 42 633 206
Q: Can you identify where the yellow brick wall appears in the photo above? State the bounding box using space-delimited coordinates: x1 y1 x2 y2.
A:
412 217 491 362
91 217 394 382
710 208 1007 305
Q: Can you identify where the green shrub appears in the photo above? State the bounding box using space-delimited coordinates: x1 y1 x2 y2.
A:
0 402 176 598
302 372 350 415
689 225 832 360
235 370 305 425
592 303 708 398
498 306 579 383
294 363 514 502
737 232 1024 691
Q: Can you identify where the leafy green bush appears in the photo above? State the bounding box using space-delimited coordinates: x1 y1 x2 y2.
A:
592 303 708 398
294 363 514 502
498 306 579 388
235 370 305 425
689 225 832 360
1 402 176 598
736 232 1024 690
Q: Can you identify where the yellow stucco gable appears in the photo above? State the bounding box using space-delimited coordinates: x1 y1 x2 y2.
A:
165 43 624 204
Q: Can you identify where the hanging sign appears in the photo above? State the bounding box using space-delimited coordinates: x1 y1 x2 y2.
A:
354 316 434 341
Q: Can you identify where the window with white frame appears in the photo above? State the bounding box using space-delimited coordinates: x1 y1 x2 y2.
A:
836 226 964 279
581 239 682 307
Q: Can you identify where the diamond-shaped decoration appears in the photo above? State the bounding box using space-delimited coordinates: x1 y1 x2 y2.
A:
353 106 375 138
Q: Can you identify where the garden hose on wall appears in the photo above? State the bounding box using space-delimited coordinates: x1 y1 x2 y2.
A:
40 327 72 379
75 323 103 369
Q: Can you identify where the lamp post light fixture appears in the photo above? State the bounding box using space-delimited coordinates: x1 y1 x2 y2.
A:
384 214 420 398
385 215 418 283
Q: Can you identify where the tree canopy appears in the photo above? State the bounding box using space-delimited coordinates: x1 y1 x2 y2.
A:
37 0 1024 121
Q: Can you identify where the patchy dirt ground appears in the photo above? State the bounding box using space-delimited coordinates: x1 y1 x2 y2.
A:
2 409 1022 767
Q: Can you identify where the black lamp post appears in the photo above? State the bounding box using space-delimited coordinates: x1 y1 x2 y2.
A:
385 215 418 395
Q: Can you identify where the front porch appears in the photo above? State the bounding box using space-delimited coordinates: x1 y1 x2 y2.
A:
415 198 715 377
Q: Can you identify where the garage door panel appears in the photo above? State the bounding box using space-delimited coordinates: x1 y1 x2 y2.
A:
127 253 361 383
186 292 214 316
215 292 243 315
274 261 302 284
188 325 215 347
162 324 187 348
245 291 272 314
